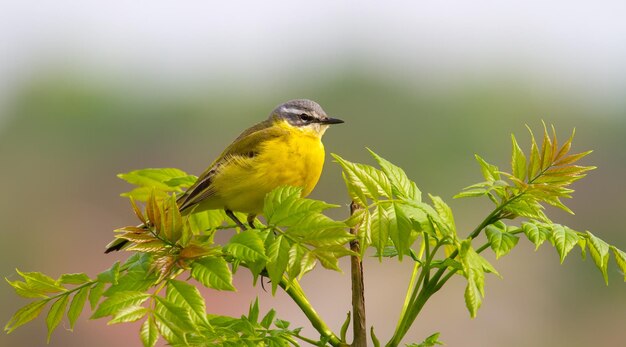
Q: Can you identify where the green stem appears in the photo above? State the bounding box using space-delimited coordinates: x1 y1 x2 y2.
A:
278 277 345 347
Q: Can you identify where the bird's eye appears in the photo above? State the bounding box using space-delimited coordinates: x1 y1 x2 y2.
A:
299 114 314 122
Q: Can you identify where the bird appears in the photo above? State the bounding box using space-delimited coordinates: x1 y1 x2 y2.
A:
105 99 343 253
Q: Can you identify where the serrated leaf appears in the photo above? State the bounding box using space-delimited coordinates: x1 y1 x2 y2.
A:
511 134 527 181
4 299 48 334
458 240 497 317
191 257 235 291
409 332 444 347
164 175 197 189
163 195 183 243
453 188 488 199
522 223 550 250
429 194 456 237
118 168 189 191
311 249 341 271
464 275 482 318
551 225 579 263
540 122 554 170
68 286 89 329
57 273 91 285
610 246 626 282
97 261 121 284
368 148 421 201
154 296 196 336
332 154 393 200
266 235 291 295
89 282 106 309
225 230 267 262
108 305 149 324
5 277 51 299
485 225 519 259
46 295 69 342
260 309 276 329
248 298 260 323
475 154 500 182
264 186 339 227
166 279 208 325
370 204 391 260
586 231 610 285
527 125 541 180
16 270 65 293
146 189 163 233
91 291 151 319
141 316 159 347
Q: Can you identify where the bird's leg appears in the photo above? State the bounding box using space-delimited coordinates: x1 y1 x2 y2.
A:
225 209 247 230
247 214 257 229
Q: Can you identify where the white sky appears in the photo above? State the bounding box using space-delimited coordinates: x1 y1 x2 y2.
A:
1 1 625 119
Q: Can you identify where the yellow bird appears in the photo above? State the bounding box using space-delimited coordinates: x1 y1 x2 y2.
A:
106 99 343 253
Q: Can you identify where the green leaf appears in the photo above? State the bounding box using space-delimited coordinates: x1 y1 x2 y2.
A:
264 186 339 227
91 291 151 319
260 309 276 329
368 148 421 201
458 240 497 318
371 326 381 347
370 204 391 260
104 255 158 296
153 296 195 341
118 168 190 191
97 261 121 284
551 225 579 263
408 332 444 347
586 231 610 285
16 270 65 293
485 224 519 259
332 153 393 201
225 230 267 262
274 319 290 329
57 273 91 285
191 257 236 291
522 223 550 250
5 278 50 299
46 295 69 342
248 297 260 323
187 209 227 233
140 316 159 347
5 300 48 334
475 154 500 182
266 235 291 295
429 194 456 237
163 195 183 243
68 286 89 329
89 282 106 310
340 311 351 343
511 134 527 181
611 246 626 282
108 305 149 324
164 175 197 189
166 279 208 325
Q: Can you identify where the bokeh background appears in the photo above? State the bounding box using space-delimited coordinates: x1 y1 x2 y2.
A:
1 1 625 346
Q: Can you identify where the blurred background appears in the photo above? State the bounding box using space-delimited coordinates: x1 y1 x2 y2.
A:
1 1 625 346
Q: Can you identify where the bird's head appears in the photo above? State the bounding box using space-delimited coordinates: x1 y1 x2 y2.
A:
270 99 344 137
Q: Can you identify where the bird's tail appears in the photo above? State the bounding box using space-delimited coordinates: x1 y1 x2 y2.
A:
104 238 129 253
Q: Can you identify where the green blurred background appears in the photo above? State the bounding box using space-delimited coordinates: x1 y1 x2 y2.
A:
1 2 625 346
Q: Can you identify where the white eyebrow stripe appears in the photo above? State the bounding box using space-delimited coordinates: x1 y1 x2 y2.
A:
280 107 306 115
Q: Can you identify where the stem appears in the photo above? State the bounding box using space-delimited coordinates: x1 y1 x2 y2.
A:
278 277 345 347
349 201 367 347
387 196 523 346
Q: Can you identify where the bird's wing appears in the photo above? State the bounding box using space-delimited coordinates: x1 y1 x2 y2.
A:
177 119 287 213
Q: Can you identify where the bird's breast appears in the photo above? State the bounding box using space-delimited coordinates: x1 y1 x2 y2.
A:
258 133 325 197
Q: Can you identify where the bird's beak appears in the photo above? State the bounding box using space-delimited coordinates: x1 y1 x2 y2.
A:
320 117 344 125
